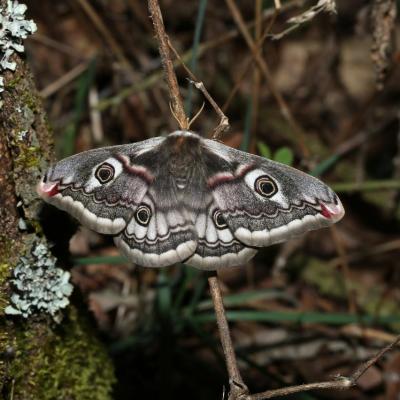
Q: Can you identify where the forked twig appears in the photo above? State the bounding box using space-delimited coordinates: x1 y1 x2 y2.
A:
168 40 229 139
247 333 400 399
209 272 400 400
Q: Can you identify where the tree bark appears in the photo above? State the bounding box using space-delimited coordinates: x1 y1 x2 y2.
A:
0 20 115 400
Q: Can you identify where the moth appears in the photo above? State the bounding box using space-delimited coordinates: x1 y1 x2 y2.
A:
37 131 344 270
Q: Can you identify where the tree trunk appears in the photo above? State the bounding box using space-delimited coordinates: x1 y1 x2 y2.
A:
0 9 115 400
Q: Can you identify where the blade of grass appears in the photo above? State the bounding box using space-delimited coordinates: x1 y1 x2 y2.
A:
73 255 128 265
192 310 400 325
185 0 208 117
241 96 253 151
172 267 199 313
157 269 172 318
310 154 341 177
190 289 297 312
185 271 208 318
59 57 97 158
331 179 400 192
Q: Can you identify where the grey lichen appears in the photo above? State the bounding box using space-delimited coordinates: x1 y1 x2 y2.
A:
5 241 73 319
0 0 36 91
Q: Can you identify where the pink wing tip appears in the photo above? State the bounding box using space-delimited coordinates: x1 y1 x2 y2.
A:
37 181 59 198
320 201 345 223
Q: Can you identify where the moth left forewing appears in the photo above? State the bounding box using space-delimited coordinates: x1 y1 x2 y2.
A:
203 139 344 248
38 138 164 235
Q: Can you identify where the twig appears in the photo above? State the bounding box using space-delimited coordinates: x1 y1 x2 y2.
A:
271 0 337 41
329 238 400 268
30 33 87 60
225 0 309 157
185 0 208 117
330 225 356 313
222 7 278 113
168 40 229 139
148 0 188 130
75 0 133 70
39 60 91 98
245 333 400 399
97 0 307 111
207 272 249 399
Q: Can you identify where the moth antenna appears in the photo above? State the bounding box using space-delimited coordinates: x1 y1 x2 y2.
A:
169 102 190 130
188 102 205 129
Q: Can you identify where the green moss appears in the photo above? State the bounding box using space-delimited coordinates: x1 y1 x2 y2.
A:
11 307 115 400
22 90 39 114
0 263 10 288
6 75 22 89
0 236 18 270
16 148 41 169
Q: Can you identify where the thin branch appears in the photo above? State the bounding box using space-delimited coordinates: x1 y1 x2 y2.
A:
207 272 249 399
148 0 188 129
75 0 133 70
247 333 400 399
330 225 357 314
97 0 307 112
39 60 91 98
168 40 229 139
225 0 309 156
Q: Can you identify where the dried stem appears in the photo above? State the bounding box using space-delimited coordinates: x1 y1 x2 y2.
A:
148 0 188 129
247 333 400 399
207 272 249 399
225 0 309 156
76 0 133 70
168 40 229 139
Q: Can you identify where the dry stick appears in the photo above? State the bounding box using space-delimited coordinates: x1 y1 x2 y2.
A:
248 333 400 399
222 10 278 112
251 0 263 136
208 273 249 399
31 33 87 60
146 6 244 397
225 0 309 157
329 238 400 268
148 0 188 130
97 0 307 112
168 41 229 139
40 60 91 98
330 225 357 314
167 8 278 137
76 0 133 70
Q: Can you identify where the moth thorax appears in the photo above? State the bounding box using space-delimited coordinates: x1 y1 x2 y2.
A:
169 162 192 189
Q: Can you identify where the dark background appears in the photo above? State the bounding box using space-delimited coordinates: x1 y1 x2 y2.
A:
24 0 400 398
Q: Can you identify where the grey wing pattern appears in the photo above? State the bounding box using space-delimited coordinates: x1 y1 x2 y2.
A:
114 176 197 268
37 137 164 234
38 130 344 270
186 192 257 270
202 138 344 248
